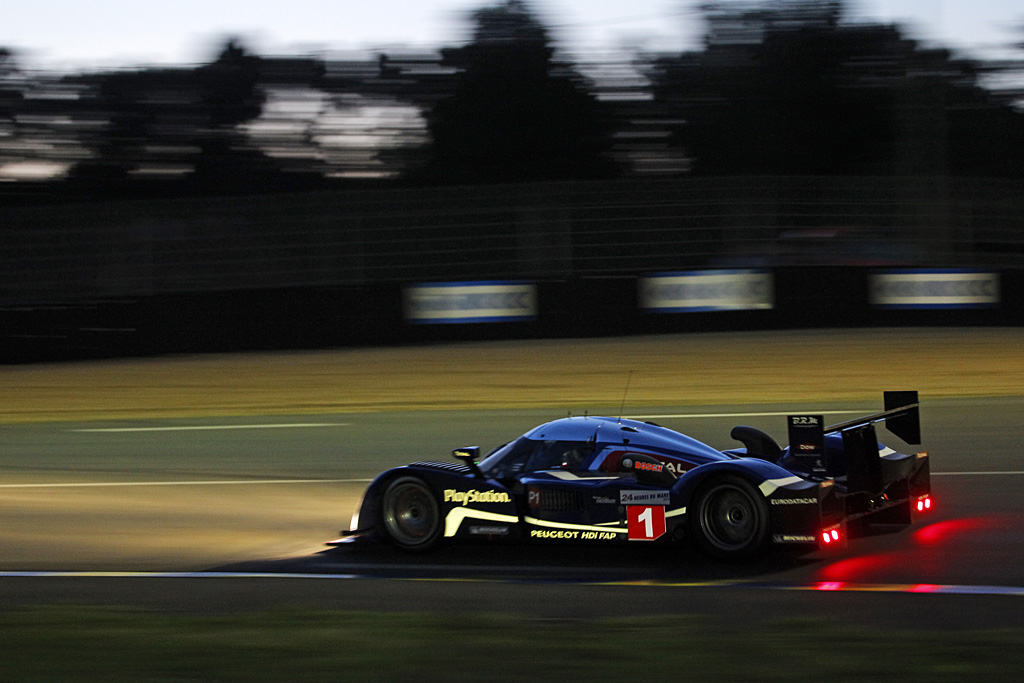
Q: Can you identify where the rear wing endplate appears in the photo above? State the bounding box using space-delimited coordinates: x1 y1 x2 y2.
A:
787 391 920 482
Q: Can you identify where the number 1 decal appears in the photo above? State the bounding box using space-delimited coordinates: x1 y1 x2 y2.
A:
627 505 666 541
638 506 653 537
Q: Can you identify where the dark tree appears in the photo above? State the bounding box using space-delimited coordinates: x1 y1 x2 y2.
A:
189 40 269 183
421 0 618 183
67 39 277 196
647 0 1024 178
0 48 22 123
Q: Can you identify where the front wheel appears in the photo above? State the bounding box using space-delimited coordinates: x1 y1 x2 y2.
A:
381 476 442 552
690 475 770 561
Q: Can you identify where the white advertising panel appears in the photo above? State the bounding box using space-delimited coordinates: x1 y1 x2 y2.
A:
639 270 774 312
404 281 537 323
870 270 999 309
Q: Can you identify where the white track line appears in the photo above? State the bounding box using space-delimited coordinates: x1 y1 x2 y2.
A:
0 572 1022 597
68 423 349 433
933 471 1024 476
629 411 863 420
0 478 372 489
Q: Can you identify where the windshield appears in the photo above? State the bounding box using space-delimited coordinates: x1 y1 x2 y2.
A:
478 437 533 479
478 437 594 479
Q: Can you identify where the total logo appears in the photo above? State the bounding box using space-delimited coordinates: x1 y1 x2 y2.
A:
664 461 689 475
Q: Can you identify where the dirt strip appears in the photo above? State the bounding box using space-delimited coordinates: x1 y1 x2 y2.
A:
2 328 1022 423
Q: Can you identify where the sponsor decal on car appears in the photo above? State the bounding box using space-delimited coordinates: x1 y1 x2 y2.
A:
610 450 690 476
664 461 689 475
529 528 619 541
620 490 670 505
531 529 580 540
593 496 617 504
773 534 817 543
788 414 826 471
627 505 667 541
444 508 520 538
444 489 512 506
770 497 818 505
469 525 510 536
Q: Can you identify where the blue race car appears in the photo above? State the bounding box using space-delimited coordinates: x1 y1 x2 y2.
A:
336 392 931 560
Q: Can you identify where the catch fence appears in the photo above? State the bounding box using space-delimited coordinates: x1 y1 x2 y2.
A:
2 176 1021 304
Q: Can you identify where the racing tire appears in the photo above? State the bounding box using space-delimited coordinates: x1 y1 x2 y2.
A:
381 476 442 552
690 475 770 561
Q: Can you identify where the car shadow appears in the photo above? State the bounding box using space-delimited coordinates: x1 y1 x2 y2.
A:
211 539 824 584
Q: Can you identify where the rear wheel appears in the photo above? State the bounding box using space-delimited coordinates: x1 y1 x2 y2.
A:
381 476 442 551
690 475 769 560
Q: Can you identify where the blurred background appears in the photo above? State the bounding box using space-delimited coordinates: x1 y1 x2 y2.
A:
1 0 1022 361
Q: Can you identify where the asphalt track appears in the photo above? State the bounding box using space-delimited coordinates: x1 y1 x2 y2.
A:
3 392 1024 629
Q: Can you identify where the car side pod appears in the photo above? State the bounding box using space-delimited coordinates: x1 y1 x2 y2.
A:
620 453 677 487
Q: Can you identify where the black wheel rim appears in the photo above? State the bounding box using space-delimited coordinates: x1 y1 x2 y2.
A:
698 483 760 552
383 480 439 547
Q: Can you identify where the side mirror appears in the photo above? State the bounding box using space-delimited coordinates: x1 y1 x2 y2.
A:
453 446 483 478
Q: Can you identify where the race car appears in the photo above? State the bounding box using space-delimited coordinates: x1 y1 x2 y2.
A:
335 391 931 560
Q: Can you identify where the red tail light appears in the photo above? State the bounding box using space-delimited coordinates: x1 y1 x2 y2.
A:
916 496 933 513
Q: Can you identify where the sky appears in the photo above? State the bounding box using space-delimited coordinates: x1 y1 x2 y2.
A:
2 0 1022 72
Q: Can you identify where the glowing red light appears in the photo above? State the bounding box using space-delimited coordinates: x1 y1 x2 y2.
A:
822 532 832 544
917 501 924 512
913 517 994 545
816 582 844 591
830 529 839 541
817 554 894 582
911 584 940 593
924 498 932 510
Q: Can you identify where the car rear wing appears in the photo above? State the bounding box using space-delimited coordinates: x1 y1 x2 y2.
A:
822 390 920 446
787 391 921 493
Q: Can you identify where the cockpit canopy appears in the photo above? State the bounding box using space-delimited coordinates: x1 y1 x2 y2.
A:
477 416 728 479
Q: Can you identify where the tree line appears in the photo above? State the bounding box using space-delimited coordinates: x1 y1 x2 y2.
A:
1 0 1021 204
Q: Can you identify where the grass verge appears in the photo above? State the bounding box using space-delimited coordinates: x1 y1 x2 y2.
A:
4 329 1024 423
2 607 1023 681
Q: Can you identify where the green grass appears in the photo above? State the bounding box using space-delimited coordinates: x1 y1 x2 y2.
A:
2 607 1023 681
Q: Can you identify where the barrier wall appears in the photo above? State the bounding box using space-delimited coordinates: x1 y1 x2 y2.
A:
3 267 1022 363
